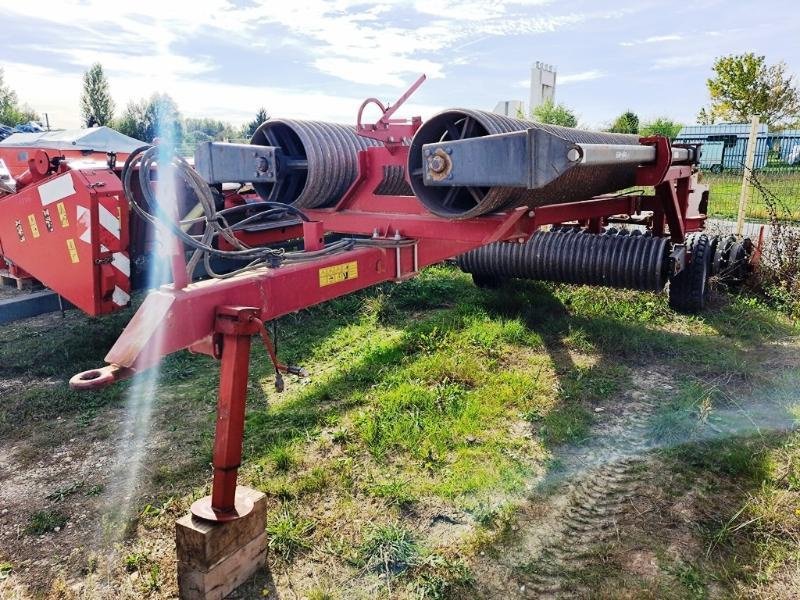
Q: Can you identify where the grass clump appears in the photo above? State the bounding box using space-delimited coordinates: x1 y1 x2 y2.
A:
266 505 315 561
358 522 420 576
269 445 297 472
25 510 67 535
0 561 12 580
407 552 474 599
366 479 417 508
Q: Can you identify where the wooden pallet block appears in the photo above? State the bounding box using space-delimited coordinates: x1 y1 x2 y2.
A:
175 486 268 600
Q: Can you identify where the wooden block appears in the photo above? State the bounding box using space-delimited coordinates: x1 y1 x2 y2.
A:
177 531 267 600
175 486 266 570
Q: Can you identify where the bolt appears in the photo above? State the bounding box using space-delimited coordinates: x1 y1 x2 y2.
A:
427 155 446 173
256 156 269 172
424 148 432 157
528 210 535 218
447 173 453 180
444 146 452 155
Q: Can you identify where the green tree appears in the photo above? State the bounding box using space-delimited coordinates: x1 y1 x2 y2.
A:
184 117 239 141
80 63 115 127
609 110 639 134
696 107 715 125
640 117 683 139
706 53 800 126
531 99 577 128
244 107 269 138
116 93 183 144
0 68 39 126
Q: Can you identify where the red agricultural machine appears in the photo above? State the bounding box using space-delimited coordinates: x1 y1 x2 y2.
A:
2 76 750 522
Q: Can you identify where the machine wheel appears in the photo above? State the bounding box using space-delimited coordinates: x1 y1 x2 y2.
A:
669 233 711 313
707 234 720 276
727 240 750 283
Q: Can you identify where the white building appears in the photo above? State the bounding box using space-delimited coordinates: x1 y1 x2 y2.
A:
493 61 557 117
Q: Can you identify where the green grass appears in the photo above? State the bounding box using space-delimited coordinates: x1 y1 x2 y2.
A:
26 510 67 535
358 522 420 575
265 505 315 561
2 263 800 597
702 171 800 221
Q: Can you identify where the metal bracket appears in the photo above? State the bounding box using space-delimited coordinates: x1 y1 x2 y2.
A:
421 129 578 189
194 142 279 184
670 244 687 275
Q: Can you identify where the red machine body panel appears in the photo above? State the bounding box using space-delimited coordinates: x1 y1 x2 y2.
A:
0 147 131 179
0 167 130 315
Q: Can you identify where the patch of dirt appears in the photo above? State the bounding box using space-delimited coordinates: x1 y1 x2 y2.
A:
0 421 119 594
472 369 667 599
473 338 800 599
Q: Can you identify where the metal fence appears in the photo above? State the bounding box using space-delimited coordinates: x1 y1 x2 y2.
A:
676 124 800 237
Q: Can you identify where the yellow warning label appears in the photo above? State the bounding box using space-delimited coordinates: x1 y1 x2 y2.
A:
57 202 69 228
27 214 40 238
66 238 79 264
319 261 358 287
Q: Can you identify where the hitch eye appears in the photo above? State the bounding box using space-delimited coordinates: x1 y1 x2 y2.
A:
69 365 121 390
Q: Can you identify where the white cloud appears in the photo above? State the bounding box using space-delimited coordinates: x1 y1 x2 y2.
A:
620 34 683 47
2 58 445 130
652 54 710 70
0 0 635 128
558 69 605 85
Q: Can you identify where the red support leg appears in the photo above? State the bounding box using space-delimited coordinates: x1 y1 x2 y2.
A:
191 306 260 522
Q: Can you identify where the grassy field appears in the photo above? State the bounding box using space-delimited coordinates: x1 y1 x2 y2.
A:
702 171 800 222
1 265 799 598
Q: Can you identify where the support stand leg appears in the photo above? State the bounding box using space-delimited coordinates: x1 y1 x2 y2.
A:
177 306 268 599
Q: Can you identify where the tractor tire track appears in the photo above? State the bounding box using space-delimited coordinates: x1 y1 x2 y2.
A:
478 370 668 599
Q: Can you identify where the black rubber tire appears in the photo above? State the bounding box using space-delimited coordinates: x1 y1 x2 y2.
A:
669 233 711 313
707 235 720 276
727 240 749 282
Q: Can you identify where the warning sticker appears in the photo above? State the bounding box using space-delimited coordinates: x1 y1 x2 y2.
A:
319 261 358 287
42 208 54 232
66 238 79 264
15 219 25 242
27 214 40 238
56 202 69 228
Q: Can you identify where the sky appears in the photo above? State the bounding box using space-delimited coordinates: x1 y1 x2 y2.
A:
0 0 798 131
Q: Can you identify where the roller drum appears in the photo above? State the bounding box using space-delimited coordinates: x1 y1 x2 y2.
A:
374 164 413 196
457 229 670 291
251 119 381 208
409 109 641 219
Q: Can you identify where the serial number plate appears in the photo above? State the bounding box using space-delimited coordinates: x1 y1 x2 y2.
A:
319 261 358 287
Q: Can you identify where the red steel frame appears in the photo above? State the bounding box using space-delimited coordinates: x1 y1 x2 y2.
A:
70 92 706 520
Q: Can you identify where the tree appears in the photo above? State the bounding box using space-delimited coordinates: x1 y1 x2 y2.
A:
0 68 39 126
244 107 269 138
531 99 577 128
80 63 115 127
116 93 183 144
696 107 715 125
640 118 683 139
185 118 239 141
706 53 800 126
609 110 639 134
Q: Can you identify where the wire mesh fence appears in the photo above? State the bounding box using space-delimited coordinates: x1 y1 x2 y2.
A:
677 124 800 236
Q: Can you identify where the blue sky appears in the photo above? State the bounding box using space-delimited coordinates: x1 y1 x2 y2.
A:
1 0 798 130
